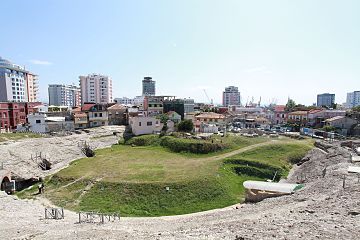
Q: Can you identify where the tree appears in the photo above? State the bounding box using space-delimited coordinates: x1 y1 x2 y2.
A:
285 99 296 111
177 119 194 132
352 106 360 112
157 114 169 124
322 125 337 132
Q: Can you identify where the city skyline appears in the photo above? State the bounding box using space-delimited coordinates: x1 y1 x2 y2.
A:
1 0 360 105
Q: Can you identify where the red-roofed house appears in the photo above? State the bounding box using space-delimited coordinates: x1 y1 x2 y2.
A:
273 105 287 125
81 103 108 128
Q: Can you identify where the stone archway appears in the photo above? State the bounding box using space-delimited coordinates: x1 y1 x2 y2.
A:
0 170 12 193
1 176 10 191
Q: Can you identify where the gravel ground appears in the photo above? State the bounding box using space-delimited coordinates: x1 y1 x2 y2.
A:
1 140 360 239
0 126 125 179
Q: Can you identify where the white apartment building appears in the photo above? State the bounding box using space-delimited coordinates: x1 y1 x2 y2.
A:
114 97 135 105
222 86 241 107
79 73 113 104
48 84 81 107
346 91 360 108
0 56 39 102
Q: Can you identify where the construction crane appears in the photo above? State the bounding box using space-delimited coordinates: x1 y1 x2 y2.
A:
203 89 213 105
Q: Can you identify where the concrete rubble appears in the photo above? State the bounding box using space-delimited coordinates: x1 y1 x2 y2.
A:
0 138 360 239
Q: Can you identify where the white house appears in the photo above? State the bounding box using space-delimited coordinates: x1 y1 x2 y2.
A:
200 123 218 134
17 113 74 133
129 116 175 135
129 116 162 135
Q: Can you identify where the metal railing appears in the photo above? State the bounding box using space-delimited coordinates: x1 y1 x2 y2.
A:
78 211 120 224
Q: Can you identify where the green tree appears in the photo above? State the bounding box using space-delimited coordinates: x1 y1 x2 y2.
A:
177 119 194 132
322 125 337 132
157 114 169 124
285 99 296 111
352 106 360 112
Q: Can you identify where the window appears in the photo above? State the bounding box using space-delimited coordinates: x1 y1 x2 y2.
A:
147 121 152 126
94 113 98 117
99 113 102 117
139 122 142 126
36 120 41 124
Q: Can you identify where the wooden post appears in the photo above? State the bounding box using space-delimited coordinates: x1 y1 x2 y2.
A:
343 175 346 189
79 212 81 223
45 208 47 219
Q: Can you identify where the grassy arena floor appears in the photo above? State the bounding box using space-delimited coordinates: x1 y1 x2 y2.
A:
18 136 314 216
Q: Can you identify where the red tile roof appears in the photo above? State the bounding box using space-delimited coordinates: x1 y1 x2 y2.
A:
81 103 96 111
274 105 286 112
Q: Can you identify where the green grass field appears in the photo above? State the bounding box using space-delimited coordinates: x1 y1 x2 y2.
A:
0 132 43 142
18 136 313 216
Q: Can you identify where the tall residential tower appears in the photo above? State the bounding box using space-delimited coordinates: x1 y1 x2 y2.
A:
222 86 241 107
142 77 155 96
346 91 360 108
317 93 335 108
48 84 81 106
79 74 113 104
0 56 39 102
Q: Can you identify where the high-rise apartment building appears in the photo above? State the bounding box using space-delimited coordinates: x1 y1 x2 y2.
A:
222 86 240 107
0 56 39 102
346 91 360 108
48 84 81 106
317 93 335 107
142 77 155 96
79 74 113 104
184 98 195 114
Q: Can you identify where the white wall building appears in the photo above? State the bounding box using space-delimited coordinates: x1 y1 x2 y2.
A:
129 116 162 135
346 91 360 108
48 84 81 107
79 73 113 104
18 113 74 133
114 97 134 105
0 56 39 102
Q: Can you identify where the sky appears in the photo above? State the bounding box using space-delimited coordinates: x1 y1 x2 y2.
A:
1 0 359 105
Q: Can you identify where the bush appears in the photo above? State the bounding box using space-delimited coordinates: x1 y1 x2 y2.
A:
233 166 281 181
225 159 284 174
160 136 225 154
177 120 194 132
225 158 283 181
125 135 161 146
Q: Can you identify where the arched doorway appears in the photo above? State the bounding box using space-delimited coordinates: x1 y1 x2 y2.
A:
1 176 11 192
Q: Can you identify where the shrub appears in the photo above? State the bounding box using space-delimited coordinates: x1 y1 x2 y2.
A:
233 166 281 181
125 135 161 146
160 136 225 154
224 159 284 174
225 158 284 181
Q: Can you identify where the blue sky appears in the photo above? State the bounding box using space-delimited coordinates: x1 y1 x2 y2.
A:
1 0 359 105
